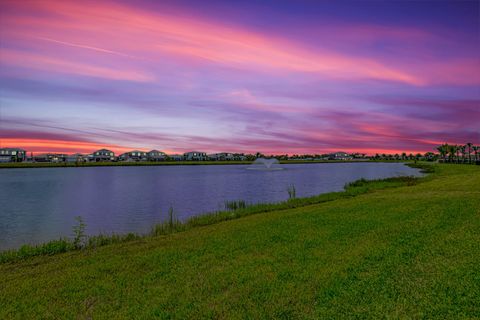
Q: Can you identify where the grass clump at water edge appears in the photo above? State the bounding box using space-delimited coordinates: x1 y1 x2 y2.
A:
224 200 248 211
0 217 142 263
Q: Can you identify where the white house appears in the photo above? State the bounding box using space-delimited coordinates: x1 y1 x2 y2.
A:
147 150 167 161
328 152 352 161
208 152 234 161
118 150 147 162
184 151 207 161
0 148 26 162
92 149 115 162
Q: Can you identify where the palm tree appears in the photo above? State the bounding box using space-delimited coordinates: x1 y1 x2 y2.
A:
460 145 466 163
454 144 460 163
473 146 479 164
424 152 435 161
437 144 448 162
448 144 457 163
466 142 473 163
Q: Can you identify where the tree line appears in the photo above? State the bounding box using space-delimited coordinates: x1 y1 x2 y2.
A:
436 142 479 164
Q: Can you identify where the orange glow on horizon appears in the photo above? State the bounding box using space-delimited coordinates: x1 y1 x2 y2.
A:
0 139 135 155
0 138 436 156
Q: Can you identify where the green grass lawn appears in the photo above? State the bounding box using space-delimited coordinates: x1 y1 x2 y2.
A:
1 164 479 319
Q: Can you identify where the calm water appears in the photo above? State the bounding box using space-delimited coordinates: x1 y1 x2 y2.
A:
0 162 421 250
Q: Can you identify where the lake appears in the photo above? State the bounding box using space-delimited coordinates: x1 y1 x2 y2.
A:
0 162 422 250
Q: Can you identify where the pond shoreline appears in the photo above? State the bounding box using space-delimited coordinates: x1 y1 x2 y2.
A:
0 162 431 263
0 159 375 169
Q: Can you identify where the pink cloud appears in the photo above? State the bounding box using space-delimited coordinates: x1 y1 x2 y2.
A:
0 0 428 85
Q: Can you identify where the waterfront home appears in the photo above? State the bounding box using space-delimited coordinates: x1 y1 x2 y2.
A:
147 150 167 161
233 153 247 161
31 153 66 163
0 148 26 162
118 150 148 162
92 149 115 162
328 152 353 160
49 154 68 163
184 151 207 161
208 152 234 161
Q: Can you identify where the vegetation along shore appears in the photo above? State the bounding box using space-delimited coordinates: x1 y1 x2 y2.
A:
1 162 479 318
0 159 372 169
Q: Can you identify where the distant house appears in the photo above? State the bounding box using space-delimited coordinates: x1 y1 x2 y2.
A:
118 150 147 162
208 152 234 161
49 154 67 163
147 150 167 161
31 153 66 163
184 151 207 161
233 153 247 161
328 152 352 161
32 154 49 162
0 148 26 162
92 149 115 162
168 154 184 161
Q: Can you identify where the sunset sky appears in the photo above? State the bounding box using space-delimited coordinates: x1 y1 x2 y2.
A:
0 0 479 155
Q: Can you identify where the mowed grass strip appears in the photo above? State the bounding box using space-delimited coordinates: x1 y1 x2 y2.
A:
0 164 479 319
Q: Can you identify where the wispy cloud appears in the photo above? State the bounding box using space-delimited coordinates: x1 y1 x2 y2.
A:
0 49 155 82
34 36 139 59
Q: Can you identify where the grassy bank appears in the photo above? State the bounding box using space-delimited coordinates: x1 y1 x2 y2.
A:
1 164 479 318
0 159 370 169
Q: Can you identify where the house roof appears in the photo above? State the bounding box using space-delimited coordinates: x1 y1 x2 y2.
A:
0 148 26 152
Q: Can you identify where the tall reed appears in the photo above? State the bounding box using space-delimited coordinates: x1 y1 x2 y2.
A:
287 184 296 199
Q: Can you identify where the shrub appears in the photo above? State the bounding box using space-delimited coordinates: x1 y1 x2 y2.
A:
225 200 247 210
